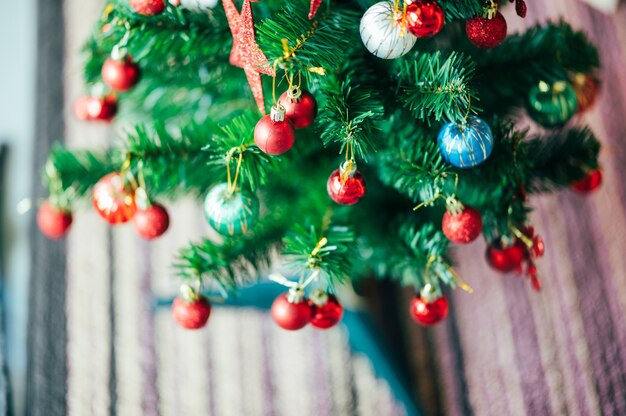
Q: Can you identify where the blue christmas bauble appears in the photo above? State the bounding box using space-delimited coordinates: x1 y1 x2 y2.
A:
437 116 494 168
203 183 259 236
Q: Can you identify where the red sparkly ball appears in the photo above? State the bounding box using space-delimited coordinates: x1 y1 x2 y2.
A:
572 74 600 114
76 95 117 121
271 293 311 331
309 294 344 329
405 0 445 38
409 295 449 326
130 0 167 15
327 168 366 205
172 296 211 329
465 11 507 49
571 169 603 193
442 206 483 244
254 114 296 155
486 240 526 273
37 201 72 240
278 89 318 129
73 96 93 120
133 203 170 240
102 57 141 92
92 173 137 224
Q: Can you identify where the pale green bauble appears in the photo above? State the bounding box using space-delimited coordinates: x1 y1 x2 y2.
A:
203 183 259 236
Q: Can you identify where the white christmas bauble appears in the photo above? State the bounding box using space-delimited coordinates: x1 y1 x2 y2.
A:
359 2 416 59
178 0 218 11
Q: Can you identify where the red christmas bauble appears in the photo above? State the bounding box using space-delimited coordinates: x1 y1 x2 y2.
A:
309 294 343 329
92 173 137 224
409 295 449 326
130 0 167 15
465 11 507 49
172 296 211 329
133 203 170 240
37 201 72 240
442 206 483 244
327 168 366 205
278 89 318 129
102 57 141 92
73 96 92 120
571 169 603 193
79 95 117 121
486 240 526 273
254 115 296 155
405 0 445 38
271 293 311 330
572 74 599 114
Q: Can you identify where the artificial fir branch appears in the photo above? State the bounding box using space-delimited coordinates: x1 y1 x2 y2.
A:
282 224 355 290
204 113 279 192
438 0 486 20
256 0 360 79
175 219 286 292
397 52 480 124
476 21 600 114
525 127 601 191
318 72 384 160
46 146 118 200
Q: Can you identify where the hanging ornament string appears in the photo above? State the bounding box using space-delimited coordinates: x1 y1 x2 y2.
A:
226 145 246 194
275 29 326 76
412 172 459 211
444 263 474 293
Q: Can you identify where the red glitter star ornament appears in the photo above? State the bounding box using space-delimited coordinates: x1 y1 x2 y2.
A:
222 0 275 114
308 0 322 19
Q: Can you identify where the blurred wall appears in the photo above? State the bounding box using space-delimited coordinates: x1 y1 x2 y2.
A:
0 0 37 414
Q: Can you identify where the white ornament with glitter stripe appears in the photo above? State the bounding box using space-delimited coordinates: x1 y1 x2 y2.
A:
359 1 417 59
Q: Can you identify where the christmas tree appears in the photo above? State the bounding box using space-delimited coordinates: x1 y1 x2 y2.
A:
38 0 602 329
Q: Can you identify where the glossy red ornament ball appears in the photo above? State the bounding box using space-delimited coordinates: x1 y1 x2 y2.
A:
37 201 72 240
327 168 366 205
309 294 344 329
130 0 167 15
172 296 211 329
409 295 449 326
92 173 137 224
405 0 445 38
254 115 296 155
74 95 117 121
133 203 170 240
486 240 526 273
73 96 93 120
572 74 600 114
278 89 318 129
465 11 507 49
271 293 311 330
571 169 603 193
442 206 483 244
101 57 141 92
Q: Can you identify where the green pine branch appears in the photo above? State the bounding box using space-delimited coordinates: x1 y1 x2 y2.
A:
175 219 287 293
256 0 360 80
282 223 355 290
396 52 480 124
438 0 485 20
317 71 383 160
476 21 600 115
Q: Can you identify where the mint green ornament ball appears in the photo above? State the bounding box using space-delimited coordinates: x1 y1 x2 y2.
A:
203 183 259 236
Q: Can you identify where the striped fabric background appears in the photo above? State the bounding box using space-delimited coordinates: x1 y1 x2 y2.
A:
57 0 626 415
